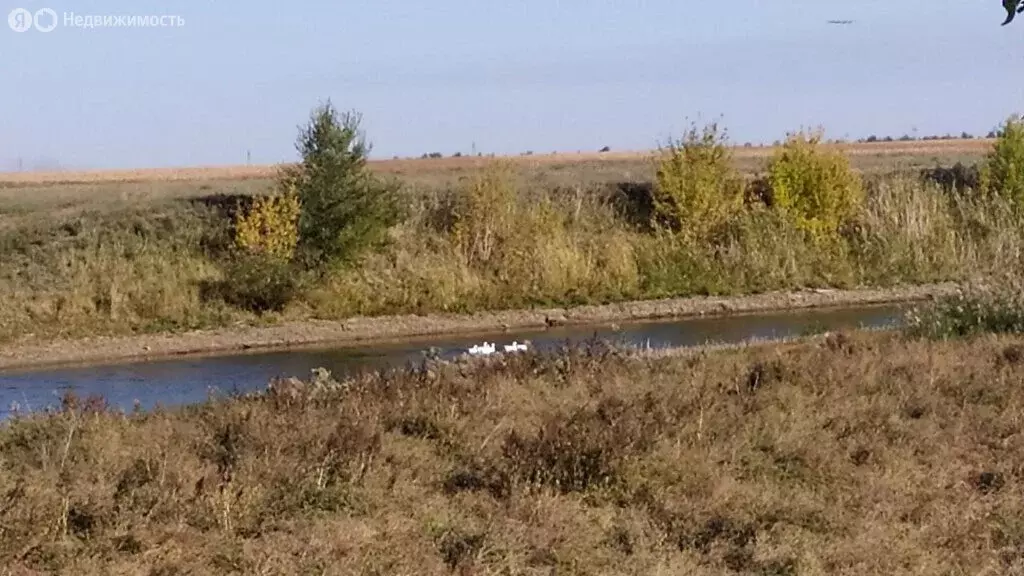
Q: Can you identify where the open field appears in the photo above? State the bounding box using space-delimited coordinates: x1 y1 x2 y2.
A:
0 138 991 230
3 330 1024 574
0 138 995 185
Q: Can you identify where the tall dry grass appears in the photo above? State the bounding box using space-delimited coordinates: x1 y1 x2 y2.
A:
305 161 1024 320
1 122 1021 344
2 162 1024 343
0 202 235 341
3 331 1024 574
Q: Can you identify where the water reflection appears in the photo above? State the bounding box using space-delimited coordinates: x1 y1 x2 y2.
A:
0 304 906 420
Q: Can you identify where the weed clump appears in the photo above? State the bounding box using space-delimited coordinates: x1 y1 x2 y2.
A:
500 395 668 494
449 160 524 268
904 273 1024 339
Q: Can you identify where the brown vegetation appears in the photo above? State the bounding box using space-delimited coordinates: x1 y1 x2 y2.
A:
0 132 1015 349
3 330 1024 574
2 110 1022 360
0 138 994 186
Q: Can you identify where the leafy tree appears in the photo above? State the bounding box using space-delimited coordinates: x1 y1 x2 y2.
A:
979 114 1024 213
279 101 403 272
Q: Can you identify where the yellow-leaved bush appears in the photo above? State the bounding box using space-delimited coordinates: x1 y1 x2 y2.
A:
766 129 864 243
979 114 1024 214
650 121 744 240
234 185 301 261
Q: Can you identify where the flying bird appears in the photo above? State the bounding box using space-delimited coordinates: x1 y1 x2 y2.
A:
1003 0 1024 25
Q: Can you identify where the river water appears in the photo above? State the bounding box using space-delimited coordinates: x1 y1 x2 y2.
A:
0 304 908 420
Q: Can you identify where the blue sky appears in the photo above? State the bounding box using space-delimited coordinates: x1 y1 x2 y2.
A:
1 0 1023 170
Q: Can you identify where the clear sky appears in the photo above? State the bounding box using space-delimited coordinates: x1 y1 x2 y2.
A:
2 0 1023 170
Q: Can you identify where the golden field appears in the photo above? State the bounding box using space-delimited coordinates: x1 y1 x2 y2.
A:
0 138 993 186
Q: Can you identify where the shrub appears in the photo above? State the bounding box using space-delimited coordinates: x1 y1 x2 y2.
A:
205 254 301 314
449 161 521 268
233 185 300 261
279 101 403 272
904 273 1024 339
650 121 743 240
765 129 864 243
217 187 303 314
446 161 637 303
919 162 980 196
979 114 1024 212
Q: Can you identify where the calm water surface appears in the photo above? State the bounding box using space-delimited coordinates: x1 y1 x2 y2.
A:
0 304 908 420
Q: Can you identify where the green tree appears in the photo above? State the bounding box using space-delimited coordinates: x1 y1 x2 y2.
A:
979 114 1024 212
279 101 403 272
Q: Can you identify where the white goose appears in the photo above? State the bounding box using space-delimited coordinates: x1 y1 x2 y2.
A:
503 341 528 353
467 342 496 356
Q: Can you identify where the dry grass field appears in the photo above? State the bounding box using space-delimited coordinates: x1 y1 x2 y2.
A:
0 138 993 187
0 131 1016 345
4 331 1024 574
0 138 992 228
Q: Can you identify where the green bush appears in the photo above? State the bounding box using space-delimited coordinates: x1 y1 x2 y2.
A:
765 129 864 243
205 253 301 314
979 114 1024 212
279 101 404 272
904 273 1024 339
650 121 743 240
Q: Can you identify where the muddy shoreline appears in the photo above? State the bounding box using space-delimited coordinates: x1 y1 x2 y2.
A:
0 283 958 372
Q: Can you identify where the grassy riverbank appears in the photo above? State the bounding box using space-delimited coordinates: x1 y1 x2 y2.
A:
0 114 1018 347
3 329 1024 574
0 154 1012 346
0 282 958 371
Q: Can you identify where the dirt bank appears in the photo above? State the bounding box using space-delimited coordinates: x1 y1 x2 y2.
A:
0 282 959 372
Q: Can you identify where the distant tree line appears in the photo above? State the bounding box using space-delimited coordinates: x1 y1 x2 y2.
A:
856 131 996 144
405 131 1000 162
